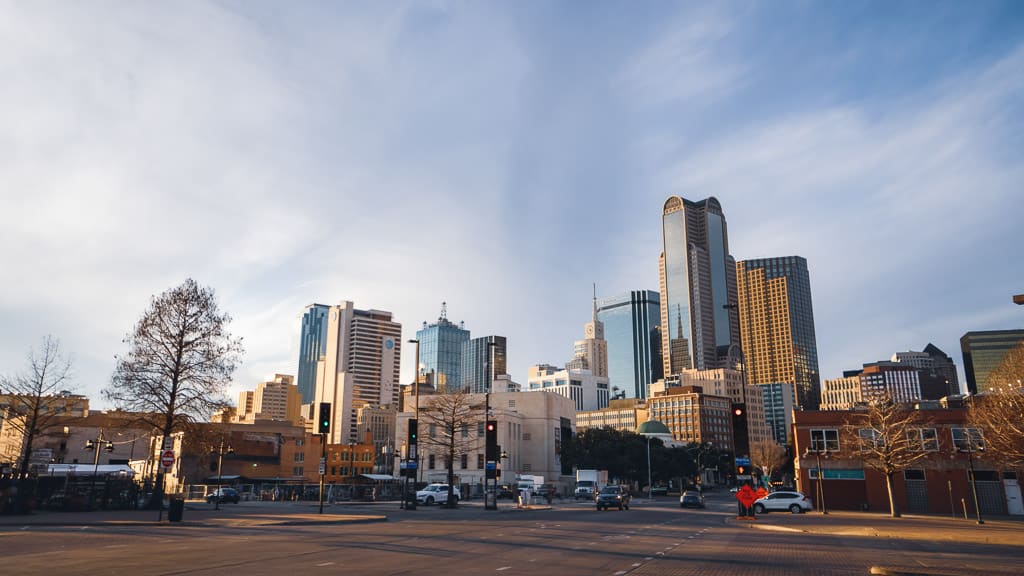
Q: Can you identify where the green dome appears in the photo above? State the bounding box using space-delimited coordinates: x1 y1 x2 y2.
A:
636 420 671 435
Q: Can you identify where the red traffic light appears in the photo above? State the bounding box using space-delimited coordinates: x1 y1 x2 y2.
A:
734 408 743 416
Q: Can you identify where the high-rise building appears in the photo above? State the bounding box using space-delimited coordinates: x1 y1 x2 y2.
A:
415 303 470 392
960 330 1024 394
597 290 663 399
646 384 734 448
891 344 960 399
672 368 772 451
461 336 507 394
756 382 796 445
572 288 609 378
820 376 862 411
234 374 302 426
659 196 741 376
526 364 610 411
297 304 330 404
735 256 821 410
314 301 402 444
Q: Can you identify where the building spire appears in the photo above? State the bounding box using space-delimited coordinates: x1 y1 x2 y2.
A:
592 283 598 325
440 301 447 321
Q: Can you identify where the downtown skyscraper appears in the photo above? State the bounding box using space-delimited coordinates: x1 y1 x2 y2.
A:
735 256 821 410
597 290 663 399
297 303 330 404
461 335 507 394
659 196 741 375
415 303 470 392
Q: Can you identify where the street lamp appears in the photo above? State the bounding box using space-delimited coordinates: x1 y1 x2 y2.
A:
348 441 358 492
959 439 986 525
212 439 234 511
694 442 713 488
84 429 114 510
803 447 830 515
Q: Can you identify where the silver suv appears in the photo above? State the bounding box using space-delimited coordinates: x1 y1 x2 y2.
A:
753 490 812 514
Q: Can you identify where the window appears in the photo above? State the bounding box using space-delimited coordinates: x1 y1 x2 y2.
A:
951 428 985 451
477 422 485 437
428 454 436 470
460 454 468 469
296 439 304 447
858 428 883 449
810 429 840 452
522 433 532 441
461 425 469 439
477 454 484 469
429 424 437 437
904 469 925 481
508 400 516 408
907 428 938 451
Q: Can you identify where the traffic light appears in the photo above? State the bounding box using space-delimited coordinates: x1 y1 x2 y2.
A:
731 403 749 457
408 418 418 445
485 420 498 461
318 402 331 435
736 464 746 476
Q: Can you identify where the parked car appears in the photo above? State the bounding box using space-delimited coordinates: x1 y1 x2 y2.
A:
596 485 631 511
753 490 813 514
680 491 705 509
206 487 240 504
416 483 461 505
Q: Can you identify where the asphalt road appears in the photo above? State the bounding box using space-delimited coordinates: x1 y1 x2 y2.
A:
2 493 1022 576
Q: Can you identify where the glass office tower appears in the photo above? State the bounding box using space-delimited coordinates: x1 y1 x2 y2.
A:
461 336 507 394
660 196 740 375
597 290 663 399
415 309 470 393
961 330 1024 394
297 303 330 404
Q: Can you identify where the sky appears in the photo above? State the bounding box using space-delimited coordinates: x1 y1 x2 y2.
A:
1 1 1023 409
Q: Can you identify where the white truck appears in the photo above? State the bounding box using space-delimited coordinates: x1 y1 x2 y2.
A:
575 469 609 500
516 474 544 492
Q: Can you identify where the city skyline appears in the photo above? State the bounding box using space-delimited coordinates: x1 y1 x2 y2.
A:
2 3 1023 408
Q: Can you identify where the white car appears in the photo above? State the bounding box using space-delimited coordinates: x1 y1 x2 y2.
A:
753 490 813 514
416 483 461 505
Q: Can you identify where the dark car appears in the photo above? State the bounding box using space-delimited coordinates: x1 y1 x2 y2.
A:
680 491 705 508
206 487 240 504
596 485 631 511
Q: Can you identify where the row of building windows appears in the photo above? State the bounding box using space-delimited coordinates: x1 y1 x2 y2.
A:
809 427 983 452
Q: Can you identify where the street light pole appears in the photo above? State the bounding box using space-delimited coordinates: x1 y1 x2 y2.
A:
804 448 830 514
408 338 421 488
485 341 497 509
646 435 653 500
962 441 985 525
213 439 233 511
85 429 113 510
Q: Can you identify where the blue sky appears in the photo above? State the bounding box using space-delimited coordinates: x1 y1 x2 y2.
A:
1 1 1022 406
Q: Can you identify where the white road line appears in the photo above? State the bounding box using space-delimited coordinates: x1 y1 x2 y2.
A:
496 566 511 571
644 557 653 561
631 564 642 568
104 544 128 549
316 562 334 567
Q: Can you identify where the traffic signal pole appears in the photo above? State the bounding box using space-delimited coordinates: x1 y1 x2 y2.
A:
317 403 331 514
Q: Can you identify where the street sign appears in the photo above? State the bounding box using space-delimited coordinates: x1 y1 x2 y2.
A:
736 484 758 508
485 462 496 470
160 450 175 469
735 456 751 466
318 459 326 476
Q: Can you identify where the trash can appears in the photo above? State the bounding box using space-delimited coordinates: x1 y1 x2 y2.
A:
168 497 185 522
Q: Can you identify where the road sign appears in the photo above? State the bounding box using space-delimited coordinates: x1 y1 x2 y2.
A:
160 450 175 469
735 456 751 466
318 458 326 476
736 484 758 508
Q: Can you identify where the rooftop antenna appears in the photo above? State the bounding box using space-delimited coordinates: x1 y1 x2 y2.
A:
440 301 448 321
592 283 598 324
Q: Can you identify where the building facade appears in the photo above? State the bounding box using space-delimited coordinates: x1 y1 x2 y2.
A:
460 336 507 394
756 382 796 445
735 256 821 410
892 344 961 399
297 304 330 404
526 364 610 412
961 330 1024 394
575 398 649 434
821 376 862 411
597 290 663 399
646 385 735 449
234 374 302 426
314 301 402 444
659 196 741 376
672 368 772 450
572 290 608 377
415 303 471 392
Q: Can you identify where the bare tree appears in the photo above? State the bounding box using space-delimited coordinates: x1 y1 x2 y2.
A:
416 390 482 507
750 439 787 484
847 398 933 518
968 389 1024 468
986 341 1024 390
104 279 243 509
0 335 74 478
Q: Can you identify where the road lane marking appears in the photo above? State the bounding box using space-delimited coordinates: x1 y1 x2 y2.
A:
316 562 334 567
496 567 511 571
104 544 128 549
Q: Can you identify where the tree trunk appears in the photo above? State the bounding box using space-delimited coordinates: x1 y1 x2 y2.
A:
885 472 900 518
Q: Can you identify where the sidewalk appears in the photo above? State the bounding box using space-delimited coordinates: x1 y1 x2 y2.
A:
0 505 387 528
732 509 1024 547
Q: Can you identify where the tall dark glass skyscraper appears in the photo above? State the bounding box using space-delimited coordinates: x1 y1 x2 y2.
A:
461 336 507 394
735 256 821 410
297 303 330 404
659 196 740 375
597 290 663 399
415 304 471 392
